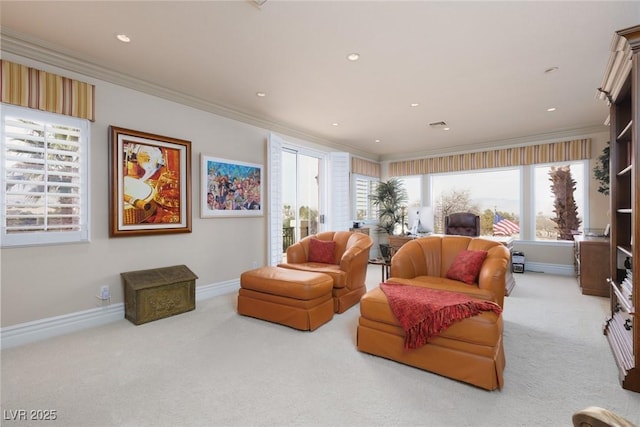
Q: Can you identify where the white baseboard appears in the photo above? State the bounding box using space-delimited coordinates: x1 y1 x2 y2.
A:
196 278 240 301
0 303 125 350
522 262 574 276
1 279 240 350
2 264 574 350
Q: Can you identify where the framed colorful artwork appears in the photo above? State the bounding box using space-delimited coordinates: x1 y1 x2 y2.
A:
200 154 263 217
109 126 192 236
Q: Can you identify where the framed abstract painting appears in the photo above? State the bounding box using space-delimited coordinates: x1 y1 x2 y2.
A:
109 126 192 236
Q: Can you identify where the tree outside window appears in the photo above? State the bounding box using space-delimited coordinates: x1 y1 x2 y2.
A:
534 162 585 241
431 169 520 236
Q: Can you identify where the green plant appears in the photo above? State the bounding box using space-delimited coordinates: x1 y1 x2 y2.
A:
369 178 408 235
593 142 610 195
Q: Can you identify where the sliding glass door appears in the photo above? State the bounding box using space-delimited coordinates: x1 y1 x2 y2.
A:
268 133 348 266
282 148 322 252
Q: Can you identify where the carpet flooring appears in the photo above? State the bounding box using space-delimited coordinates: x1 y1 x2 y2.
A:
2 267 639 426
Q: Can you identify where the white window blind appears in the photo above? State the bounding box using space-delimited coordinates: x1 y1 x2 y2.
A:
327 152 350 231
267 132 284 266
354 175 378 222
1 104 90 247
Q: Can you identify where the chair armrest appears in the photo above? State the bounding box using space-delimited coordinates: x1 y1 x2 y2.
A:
339 245 367 271
477 245 509 308
285 241 308 264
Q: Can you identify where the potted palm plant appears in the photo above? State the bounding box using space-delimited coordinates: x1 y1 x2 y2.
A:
370 178 408 235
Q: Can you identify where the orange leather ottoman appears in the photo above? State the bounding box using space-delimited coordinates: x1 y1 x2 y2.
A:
356 286 505 390
238 266 334 331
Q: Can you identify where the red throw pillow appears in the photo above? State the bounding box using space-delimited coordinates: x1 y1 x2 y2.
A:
308 238 336 264
445 250 488 285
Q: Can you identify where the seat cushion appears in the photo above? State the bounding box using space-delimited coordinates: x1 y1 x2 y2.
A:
360 285 501 347
240 266 333 300
386 276 496 304
277 263 347 288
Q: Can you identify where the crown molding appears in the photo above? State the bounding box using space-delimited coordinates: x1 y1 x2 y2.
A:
1 27 605 165
0 28 378 161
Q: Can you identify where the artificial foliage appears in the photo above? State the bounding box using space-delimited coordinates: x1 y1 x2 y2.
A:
370 178 408 235
549 165 582 241
593 142 610 195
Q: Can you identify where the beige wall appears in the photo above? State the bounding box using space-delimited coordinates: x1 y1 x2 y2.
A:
1 55 274 327
587 135 611 229
0 52 613 328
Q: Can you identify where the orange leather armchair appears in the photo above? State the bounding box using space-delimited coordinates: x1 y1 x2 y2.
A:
357 235 511 390
278 231 373 313
445 212 480 237
390 235 509 307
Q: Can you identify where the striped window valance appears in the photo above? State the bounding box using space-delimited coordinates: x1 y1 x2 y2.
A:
351 157 381 178
389 138 591 176
0 60 95 121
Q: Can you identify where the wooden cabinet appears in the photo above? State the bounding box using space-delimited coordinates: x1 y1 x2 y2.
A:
349 227 370 235
387 234 416 253
574 236 610 297
600 25 640 392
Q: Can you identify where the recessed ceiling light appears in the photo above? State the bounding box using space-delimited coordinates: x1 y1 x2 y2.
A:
410 103 419 107
443 127 451 131
332 123 339 126
544 67 559 74
547 107 557 112
116 34 131 43
256 92 266 97
346 53 360 62
375 139 381 143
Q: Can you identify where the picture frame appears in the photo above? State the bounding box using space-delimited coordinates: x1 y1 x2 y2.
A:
200 154 263 217
109 126 192 237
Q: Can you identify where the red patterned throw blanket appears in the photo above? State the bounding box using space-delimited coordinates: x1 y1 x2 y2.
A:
380 282 502 350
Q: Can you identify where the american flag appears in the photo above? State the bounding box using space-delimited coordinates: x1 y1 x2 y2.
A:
493 213 520 236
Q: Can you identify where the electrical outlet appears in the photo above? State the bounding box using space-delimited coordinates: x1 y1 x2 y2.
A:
252 261 258 269
100 285 110 300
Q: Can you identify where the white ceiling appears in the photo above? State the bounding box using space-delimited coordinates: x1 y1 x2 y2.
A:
1 1 639 161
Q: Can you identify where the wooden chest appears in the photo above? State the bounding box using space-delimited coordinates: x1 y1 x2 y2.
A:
574 236 610 297
121 265 198 325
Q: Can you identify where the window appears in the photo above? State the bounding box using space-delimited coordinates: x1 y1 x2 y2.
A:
430 168 520 236
534 161 586 241
398 175 421 208
424 161 587 240
353 175 378 222
1 104 90 247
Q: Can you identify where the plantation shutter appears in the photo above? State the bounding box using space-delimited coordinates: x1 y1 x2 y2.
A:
1 105 89 246
326 152 350 231
267 132 284 266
